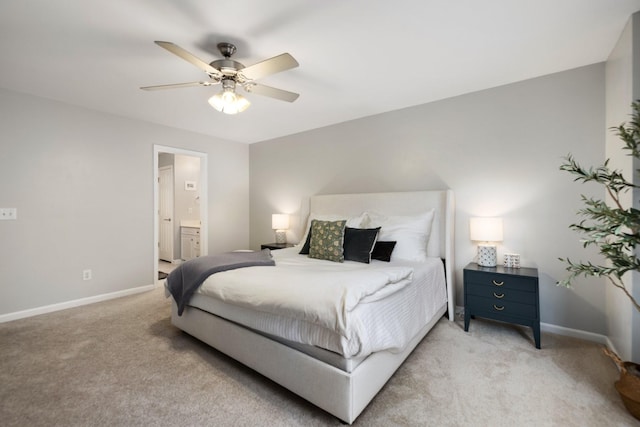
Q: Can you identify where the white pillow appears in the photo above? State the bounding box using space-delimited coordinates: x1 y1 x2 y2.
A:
296 212 367 249
365 209 435 262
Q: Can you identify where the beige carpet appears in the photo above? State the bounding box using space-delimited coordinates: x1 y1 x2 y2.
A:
1 286 637 426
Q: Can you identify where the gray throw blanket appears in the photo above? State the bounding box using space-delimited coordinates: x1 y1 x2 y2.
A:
166 250 275 316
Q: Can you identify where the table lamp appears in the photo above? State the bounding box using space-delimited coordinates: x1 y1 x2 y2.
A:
272 214 290 244
470 217 503 267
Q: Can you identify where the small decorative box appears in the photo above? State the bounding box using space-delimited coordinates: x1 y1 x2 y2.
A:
504 253 521 268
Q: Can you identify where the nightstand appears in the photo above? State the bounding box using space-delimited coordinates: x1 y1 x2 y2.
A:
464 262 540 349
260 243 295 250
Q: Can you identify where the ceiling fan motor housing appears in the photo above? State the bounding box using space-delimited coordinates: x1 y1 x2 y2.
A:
209 59 245 78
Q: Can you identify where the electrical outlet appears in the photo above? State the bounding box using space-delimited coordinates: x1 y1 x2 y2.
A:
0 208 17 220
82 269 92 281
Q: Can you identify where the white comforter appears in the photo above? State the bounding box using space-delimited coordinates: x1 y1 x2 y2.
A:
197 248 414 339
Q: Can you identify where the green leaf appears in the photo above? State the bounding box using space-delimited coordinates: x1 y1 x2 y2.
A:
559 101 640 312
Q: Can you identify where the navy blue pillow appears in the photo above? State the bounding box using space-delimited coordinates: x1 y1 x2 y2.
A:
343 227 381 263
371 241 397 262
298 221 315 255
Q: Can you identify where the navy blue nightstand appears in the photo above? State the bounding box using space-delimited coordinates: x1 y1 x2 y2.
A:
464 262 540 349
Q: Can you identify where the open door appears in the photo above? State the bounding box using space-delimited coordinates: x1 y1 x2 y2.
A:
158 165 174 262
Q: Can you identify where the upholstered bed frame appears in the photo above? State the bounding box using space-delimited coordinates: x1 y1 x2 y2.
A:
170 190 455 424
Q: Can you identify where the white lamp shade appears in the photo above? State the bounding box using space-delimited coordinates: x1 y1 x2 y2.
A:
469 217 503 242
271 214 290 230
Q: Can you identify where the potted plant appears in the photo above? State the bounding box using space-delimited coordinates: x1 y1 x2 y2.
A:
559 101 640 420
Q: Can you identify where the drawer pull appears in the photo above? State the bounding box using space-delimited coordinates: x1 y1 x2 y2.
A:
492 280 504 286
493 305 505 311
493 292 505 299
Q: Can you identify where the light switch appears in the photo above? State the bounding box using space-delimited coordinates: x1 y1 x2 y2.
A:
0 208 17 220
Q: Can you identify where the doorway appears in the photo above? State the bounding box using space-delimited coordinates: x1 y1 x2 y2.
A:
153 145 208 285
158 165 174 263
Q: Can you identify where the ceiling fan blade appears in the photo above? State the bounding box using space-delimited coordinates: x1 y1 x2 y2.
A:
154 41 221 77
140 81 215 91
244 83 299 102
240 53 299 81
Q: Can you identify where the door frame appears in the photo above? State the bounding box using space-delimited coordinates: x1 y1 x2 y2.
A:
153 145 208 285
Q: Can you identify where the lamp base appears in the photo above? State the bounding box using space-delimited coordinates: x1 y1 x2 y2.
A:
477 244 497 267
275 230 286 244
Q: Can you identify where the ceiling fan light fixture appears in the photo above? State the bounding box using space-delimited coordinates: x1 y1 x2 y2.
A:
208 78 250 114
208 91 250 114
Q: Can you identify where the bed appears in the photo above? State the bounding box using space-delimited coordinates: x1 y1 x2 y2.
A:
168 190 455 424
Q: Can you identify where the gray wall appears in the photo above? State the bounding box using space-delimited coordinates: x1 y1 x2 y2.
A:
250 64 607 335
0 88 249 315
605 12 640 362
158 152 173 168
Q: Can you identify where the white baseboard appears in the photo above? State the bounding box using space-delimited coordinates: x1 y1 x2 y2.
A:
456 305 612 348
540 322 609 346
0 284 156 323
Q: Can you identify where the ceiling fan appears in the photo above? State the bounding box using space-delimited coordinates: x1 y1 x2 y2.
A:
141 41 299 114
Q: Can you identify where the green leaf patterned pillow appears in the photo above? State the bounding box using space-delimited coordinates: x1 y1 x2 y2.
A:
308 219 347 262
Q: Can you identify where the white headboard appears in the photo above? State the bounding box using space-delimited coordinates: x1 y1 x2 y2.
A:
309 190 455 321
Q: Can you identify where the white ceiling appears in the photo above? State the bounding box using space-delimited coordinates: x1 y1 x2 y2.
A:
1 0 639 144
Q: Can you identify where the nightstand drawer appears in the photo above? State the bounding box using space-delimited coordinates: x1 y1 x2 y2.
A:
465 270 536 292
466 295 537 319
466 284 536 305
